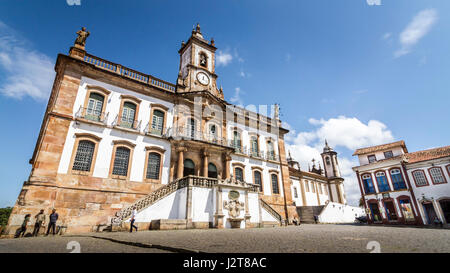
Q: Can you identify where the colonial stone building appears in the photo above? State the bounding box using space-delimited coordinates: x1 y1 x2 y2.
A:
353 141 450 226
4 25 356 236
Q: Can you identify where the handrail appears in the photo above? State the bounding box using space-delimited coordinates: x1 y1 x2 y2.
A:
83 53 176 93
260 199 282 223
75 106 108 124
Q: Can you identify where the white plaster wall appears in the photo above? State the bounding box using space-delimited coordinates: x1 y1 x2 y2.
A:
290 177 303 206
58 76 174 183
130 187 187 222
230 155 283 197
248 192 260 223
318 202 365 223
191 187 215 223
261 206 280 222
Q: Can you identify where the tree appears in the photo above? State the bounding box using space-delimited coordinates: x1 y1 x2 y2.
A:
359 197 365 208
0 207 13 227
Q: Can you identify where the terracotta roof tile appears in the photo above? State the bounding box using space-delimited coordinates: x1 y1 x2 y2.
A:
405 146 450 163
353 140 407 156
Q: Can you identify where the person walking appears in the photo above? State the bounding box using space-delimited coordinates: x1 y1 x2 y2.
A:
130 208 138 233
46 209 59 236
17 214 31 237
32 210 46 237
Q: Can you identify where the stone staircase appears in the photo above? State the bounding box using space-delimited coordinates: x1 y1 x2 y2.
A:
296 206 325 224
108 175 261 230
260 199 283 226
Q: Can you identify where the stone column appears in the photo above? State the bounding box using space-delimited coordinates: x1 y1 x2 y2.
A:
315 182 321 205
214 187 224 228
186 177 193 229
203 150 209 177
300 179 307 206
244 190 251 228
224 154 232 179
176 147 186 179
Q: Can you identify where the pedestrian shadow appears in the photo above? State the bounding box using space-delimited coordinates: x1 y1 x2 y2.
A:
64 234 204 253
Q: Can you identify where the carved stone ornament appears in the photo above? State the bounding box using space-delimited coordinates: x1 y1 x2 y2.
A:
224 199 244 219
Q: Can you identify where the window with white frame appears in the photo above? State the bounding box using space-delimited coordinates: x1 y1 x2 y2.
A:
429 167 446 184
151 110 164 136
412 170 428 186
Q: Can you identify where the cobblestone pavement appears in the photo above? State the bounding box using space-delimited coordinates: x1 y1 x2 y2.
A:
1 224 449 253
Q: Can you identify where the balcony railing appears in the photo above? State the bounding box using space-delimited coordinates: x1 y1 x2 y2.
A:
83 53 176 93
75 106 108 124
144 123 165 137
112 115 141 131
167 126 229 147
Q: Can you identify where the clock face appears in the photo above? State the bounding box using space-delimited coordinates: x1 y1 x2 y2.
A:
196 72 210 86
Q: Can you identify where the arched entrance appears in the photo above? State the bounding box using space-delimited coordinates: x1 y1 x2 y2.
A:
208 163 218 178
183 159 195 176
439 199 450 224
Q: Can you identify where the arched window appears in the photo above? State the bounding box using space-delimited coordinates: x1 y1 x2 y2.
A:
325 157 331 166
151 109 165 136
232 131 241 153
390 169 406 190
375 171 390 192
199 52 207 68
253 170 263 192
208 163 218 178
429 167 447 184
362 174 375 194
72 140 95 172
235 167 244 182
146 152 161 180
250 136 259 157
121 102 137 128
209 124 217 143
86 93 104 121
271 174 279 194
183 159 195 176
112 147 131 176
412 170 428 186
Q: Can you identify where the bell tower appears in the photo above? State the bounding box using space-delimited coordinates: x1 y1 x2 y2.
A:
176 24 223 99
321 140 341 178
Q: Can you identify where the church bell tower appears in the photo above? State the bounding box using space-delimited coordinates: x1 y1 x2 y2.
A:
176 24 223 99
321 140 341 179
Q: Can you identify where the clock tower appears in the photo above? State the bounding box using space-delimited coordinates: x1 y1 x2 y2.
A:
176 24 224 99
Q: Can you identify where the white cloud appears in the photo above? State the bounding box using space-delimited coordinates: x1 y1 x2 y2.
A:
284 116 394 206
216 50 233 66
366 0 381 6
394 9 438 58
230 87 244 106
0 21 54 100
382 32 392 40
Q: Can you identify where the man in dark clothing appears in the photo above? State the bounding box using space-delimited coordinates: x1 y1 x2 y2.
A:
46 209 58 236
32 209 46 237
17 214 31 237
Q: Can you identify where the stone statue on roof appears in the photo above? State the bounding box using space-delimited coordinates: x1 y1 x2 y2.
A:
75 27 90 47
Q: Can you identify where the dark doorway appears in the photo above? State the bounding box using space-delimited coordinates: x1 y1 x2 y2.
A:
208 163 218 178
423 203 437 225
384 201 398 221
439 200 450 224
183 159 195 177
369 203 382 222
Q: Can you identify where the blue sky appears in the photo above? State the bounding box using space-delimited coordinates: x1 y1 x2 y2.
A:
0 0 449 207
